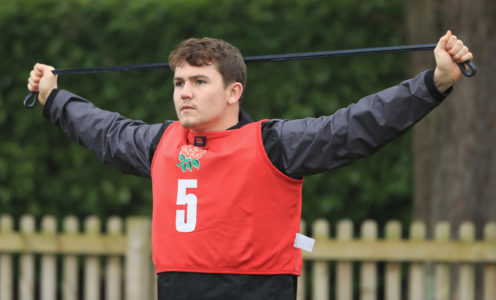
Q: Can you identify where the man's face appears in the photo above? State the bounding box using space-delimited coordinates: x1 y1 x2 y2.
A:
173 63 235 132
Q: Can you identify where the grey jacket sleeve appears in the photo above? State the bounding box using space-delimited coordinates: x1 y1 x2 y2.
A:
43 89 165 178
262 69 448 178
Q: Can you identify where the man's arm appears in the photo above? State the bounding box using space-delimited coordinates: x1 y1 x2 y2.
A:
263 70 442 178
27 64 167 178
262 31 473 178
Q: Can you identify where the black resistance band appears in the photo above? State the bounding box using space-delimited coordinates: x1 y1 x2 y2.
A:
24 43 476 108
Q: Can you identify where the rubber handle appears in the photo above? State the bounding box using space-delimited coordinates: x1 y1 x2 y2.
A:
24 92 38 108
458 60 476 77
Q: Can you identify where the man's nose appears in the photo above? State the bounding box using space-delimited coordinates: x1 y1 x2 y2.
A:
180 81 194 99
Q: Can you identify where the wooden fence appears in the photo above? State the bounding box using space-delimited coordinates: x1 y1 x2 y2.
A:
0 215 153 300
0 215 495 300
298 219 496 300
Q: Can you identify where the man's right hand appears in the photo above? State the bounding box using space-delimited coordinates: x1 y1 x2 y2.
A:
27 63 58 106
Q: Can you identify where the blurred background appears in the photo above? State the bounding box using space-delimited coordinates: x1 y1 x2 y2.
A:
1 0 494 236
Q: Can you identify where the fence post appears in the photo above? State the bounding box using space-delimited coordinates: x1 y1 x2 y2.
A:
0 215 13 300
296 220 306 300
19 215 35 300
361 220 377 300
458 222 475 300
63 216 79 300
41 215 57 300
106 216 123 300
484 222 496 300
409 221 425 300
385 220 401 300
84 216 101 300
336 219 353 300
434 222 451 300
125 217 152 300
312 219 330 300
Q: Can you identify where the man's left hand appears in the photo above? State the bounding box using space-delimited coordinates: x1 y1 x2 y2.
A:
433 30 474 93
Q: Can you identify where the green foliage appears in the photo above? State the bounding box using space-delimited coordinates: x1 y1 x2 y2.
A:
0 0 411 225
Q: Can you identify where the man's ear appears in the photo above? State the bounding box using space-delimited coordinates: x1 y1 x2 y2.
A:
227 82 243 104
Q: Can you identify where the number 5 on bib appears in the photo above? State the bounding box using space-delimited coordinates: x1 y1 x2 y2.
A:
176 179 198 232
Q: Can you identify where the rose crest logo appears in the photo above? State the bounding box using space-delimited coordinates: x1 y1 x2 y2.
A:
177 145 207 172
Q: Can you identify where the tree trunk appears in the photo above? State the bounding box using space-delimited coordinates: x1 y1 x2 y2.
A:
407 0 496 298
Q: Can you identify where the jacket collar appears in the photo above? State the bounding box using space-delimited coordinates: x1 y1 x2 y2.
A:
227 108 253 130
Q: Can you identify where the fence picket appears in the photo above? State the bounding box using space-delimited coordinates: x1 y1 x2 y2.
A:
409 221 425 300
106 217 122 300
41 216 57 300
484 222 496 300
459 222 475 300
125 217 152 300
0 215 13 300
385 220 401 300
434 222 451 300
84 216 101 300
360 220 377 300
336 219 353 300
19 215 35 300
312 219 330 300
63 216 79 300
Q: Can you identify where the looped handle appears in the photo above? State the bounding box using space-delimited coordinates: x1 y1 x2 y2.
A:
23 92 38 108
458 60 476 77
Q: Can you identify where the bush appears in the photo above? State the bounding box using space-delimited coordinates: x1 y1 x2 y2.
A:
0 0 410 226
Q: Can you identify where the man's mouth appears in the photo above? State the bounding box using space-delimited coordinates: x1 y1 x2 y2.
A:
181 105 195 111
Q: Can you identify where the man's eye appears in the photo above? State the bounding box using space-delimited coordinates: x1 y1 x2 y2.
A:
174 81 184 87
197 80 206 85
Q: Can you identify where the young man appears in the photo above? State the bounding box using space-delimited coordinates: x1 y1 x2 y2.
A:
28 31 473 299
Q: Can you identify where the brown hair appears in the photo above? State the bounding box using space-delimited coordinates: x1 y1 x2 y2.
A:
168 37 247 90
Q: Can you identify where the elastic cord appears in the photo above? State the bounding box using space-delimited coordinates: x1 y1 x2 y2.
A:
52 44 437 75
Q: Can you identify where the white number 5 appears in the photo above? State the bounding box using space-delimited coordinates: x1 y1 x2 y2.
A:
176 179 197 232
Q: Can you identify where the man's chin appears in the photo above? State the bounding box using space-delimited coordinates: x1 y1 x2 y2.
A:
179 119 198 130
179 121 193 128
